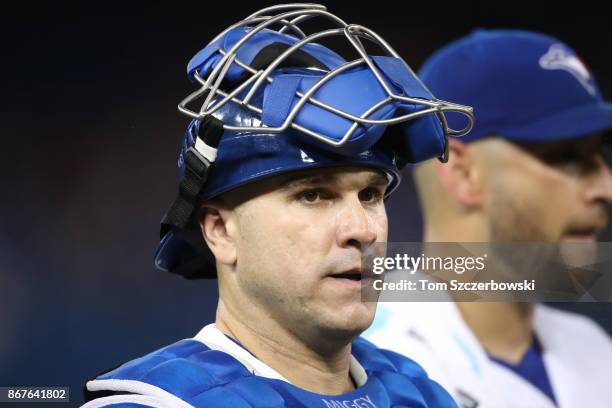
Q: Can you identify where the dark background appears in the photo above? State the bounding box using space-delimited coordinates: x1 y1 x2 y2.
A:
1 1 611 406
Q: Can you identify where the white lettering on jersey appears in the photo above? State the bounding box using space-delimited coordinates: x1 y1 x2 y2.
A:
321 394 377 408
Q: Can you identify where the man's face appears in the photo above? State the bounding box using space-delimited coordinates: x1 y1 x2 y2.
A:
220 167 389 344
484 135 612 242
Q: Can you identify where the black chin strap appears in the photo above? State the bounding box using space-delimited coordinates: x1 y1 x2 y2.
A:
160 116 224 271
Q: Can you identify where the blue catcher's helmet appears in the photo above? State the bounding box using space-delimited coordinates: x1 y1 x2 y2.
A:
155 4 474 278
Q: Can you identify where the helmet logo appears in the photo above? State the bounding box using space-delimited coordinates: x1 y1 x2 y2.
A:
539 44 596 96
300 149 315 163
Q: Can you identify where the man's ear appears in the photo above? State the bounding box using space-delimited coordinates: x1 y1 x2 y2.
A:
200 205 237 267
435 139 484 209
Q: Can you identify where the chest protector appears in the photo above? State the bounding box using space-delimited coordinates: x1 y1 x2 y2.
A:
84 337 457 408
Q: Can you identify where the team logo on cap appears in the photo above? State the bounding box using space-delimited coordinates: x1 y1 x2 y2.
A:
539 44 596 96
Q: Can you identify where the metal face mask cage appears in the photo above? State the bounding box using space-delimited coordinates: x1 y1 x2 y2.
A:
178 3 474 162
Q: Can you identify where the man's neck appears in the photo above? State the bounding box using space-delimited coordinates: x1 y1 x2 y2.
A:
423 230 537 364
215 300 356 395
456 301 535 364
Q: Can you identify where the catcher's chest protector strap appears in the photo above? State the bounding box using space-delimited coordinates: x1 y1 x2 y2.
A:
82 338 457 408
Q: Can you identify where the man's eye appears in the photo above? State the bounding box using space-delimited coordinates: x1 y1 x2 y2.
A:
359 188 383 203
550 152 600 174
530 147 575 166
298 189 325 203
518 137 607 176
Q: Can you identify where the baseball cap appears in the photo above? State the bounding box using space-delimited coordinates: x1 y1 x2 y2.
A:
419 29 612 142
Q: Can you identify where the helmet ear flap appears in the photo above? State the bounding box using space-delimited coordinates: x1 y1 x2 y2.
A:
155 229 216 279
156 116 225 279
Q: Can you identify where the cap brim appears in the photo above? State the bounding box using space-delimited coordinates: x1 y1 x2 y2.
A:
497 101 612 142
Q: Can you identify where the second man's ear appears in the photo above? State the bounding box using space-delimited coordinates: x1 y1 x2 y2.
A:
435 139 485 209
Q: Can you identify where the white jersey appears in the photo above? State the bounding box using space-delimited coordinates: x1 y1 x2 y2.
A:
364 302 612 408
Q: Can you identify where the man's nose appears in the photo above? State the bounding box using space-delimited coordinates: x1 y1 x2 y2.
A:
335 195 378 250
584 155 612 205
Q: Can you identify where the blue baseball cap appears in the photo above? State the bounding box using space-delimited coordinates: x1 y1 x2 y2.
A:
419 29 612 143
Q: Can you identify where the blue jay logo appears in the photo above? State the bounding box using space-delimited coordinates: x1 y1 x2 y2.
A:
539 44 596 96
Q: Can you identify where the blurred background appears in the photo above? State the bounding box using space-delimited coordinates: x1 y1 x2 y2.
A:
1 1 611 406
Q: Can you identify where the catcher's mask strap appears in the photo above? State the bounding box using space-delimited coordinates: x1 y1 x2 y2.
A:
160 116 223 246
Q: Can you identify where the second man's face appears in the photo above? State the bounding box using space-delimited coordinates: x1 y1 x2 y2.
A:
485 135 612 242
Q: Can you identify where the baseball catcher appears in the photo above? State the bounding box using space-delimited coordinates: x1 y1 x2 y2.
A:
81 4 473 407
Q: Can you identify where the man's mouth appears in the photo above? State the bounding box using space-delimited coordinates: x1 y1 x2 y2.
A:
563 226 602 242
327 268 369 286
332 272 362 281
